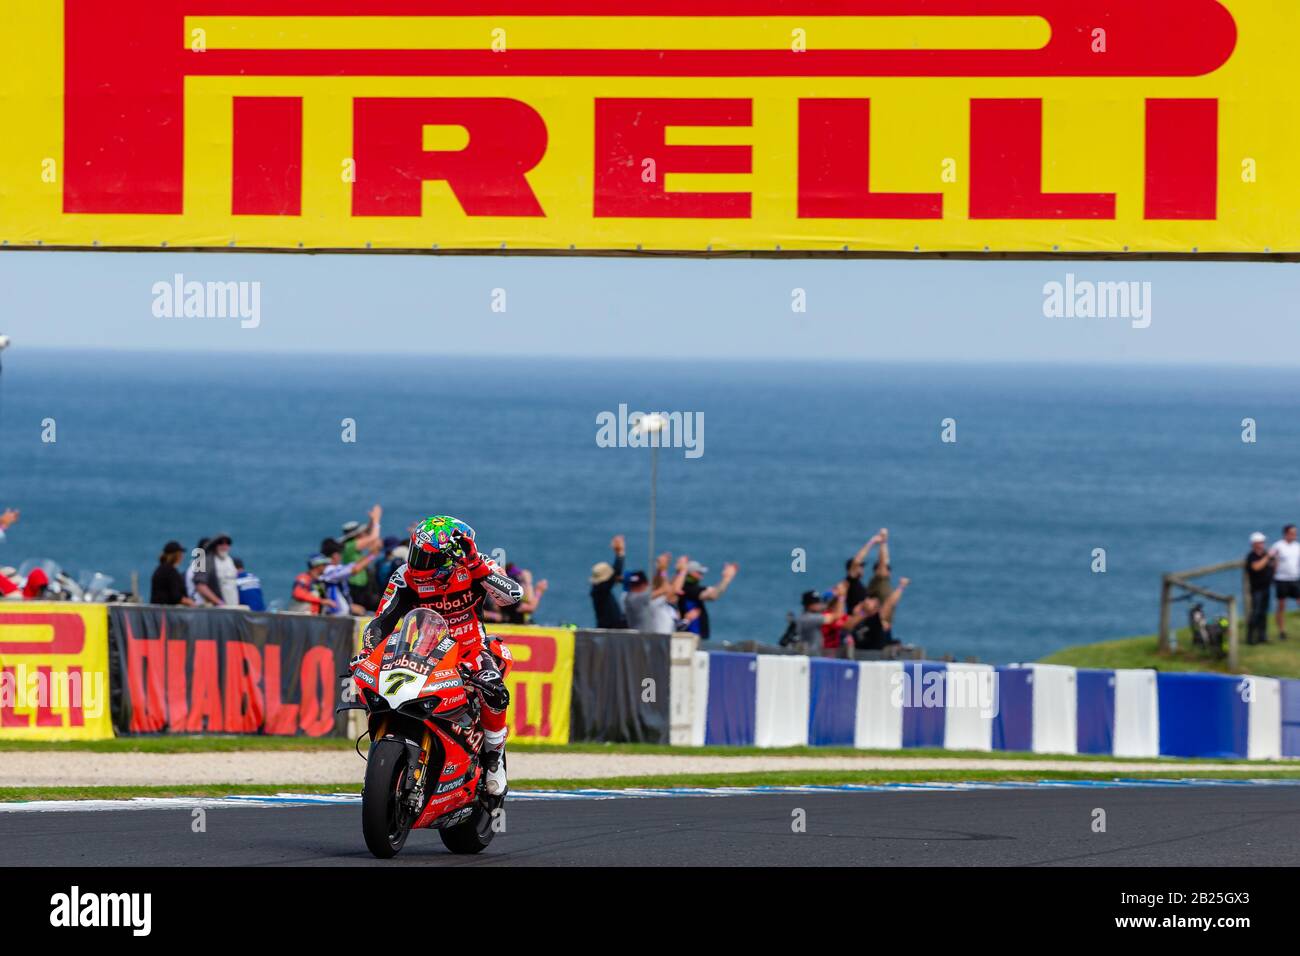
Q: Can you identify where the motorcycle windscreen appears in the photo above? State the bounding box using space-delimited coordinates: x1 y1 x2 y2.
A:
382 607 454 668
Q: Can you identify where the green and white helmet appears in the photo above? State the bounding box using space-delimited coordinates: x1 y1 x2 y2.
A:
407 515 475 579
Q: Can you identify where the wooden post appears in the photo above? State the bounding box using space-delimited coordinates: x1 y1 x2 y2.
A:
1227 595 1239 671
1160 559 1247 657
1158 577 1172 653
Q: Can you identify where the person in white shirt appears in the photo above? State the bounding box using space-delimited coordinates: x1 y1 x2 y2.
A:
1269 524 1300 641
624 554 688 634
209 534 241 606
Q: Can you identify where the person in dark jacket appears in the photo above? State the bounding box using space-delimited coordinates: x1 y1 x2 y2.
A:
589 534 628 629
150 540 193 606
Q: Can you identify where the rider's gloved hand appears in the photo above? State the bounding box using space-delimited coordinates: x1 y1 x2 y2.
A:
453 530 481 568
465 661 509 712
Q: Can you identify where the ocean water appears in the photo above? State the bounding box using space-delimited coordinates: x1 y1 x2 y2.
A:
1 349 1294 664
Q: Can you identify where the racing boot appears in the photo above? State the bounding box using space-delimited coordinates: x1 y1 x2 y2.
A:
483 727 508 796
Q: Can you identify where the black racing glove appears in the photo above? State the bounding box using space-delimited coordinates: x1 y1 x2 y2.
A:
465 664 510 712
360 622 385 653
453 530 481 569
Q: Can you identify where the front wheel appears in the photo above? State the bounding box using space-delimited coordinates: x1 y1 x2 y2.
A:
362 738 415 859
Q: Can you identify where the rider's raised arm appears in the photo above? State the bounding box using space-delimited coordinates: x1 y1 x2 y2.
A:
476 557 524 608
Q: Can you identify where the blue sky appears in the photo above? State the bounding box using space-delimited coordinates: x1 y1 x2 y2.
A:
2 251 1297 364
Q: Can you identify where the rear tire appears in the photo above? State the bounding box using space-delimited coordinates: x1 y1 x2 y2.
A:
439 760 503 856
438 799 497 854
362 738 414 859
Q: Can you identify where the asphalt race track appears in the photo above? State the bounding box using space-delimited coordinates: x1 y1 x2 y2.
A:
2 785 1297 866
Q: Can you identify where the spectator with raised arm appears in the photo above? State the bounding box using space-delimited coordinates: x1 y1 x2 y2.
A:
589 535 628 629
341 504 384 611
677 560 739 641
626 552 687 634
796 582 851 657
866 528 895 601
844 529 885 608
848 578 910 651
321 539 376 615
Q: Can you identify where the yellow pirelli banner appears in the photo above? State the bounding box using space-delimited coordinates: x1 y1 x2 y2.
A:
491 624 574 745
1 1 1297 255
0 603 115 741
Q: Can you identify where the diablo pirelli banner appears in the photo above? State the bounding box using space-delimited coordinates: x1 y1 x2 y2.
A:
109 606 355 737
491 624 573 744
0 603 114 741
1 1 1297 255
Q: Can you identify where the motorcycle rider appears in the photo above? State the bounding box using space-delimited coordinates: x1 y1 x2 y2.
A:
360 516 523 796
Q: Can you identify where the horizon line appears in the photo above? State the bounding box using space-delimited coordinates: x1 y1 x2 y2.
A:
8 345 1300 370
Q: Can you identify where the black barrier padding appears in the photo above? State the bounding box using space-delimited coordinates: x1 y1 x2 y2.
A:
569 630 670 744
107 605 355 737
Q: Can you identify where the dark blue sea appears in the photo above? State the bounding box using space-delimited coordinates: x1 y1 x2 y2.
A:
2 350 1293 663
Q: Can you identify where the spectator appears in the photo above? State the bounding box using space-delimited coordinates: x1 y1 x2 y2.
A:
320 540 376 615
290 555 331 614
374 536 406 589
677 560 738 641
503 563 547 624
848 578 910 650
0 508 20 596
845 529 886 608
1245 532 1274 645
188 538 223 606
813 582 857 657
208 534 240 606
0 508 18 544
1271 525 1300 640
150 540 194 606
340 504 383 611
625 553 687 634
866 528 894 601
22 567 50 600
795 590 832 655
589 535 627 629
233 557 266 612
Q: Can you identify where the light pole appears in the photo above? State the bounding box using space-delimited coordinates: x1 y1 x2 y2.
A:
638 413 667 573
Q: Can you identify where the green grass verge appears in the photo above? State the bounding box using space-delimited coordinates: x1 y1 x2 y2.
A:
1041 609 1300 678
2 767 1298 802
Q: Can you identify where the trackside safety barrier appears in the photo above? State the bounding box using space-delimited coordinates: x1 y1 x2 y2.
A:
685 651 1300 759
5 601 1297 759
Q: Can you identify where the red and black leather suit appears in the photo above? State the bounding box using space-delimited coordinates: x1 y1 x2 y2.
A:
362 544 523 734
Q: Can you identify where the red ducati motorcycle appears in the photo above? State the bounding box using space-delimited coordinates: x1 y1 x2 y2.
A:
340 608 505 858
